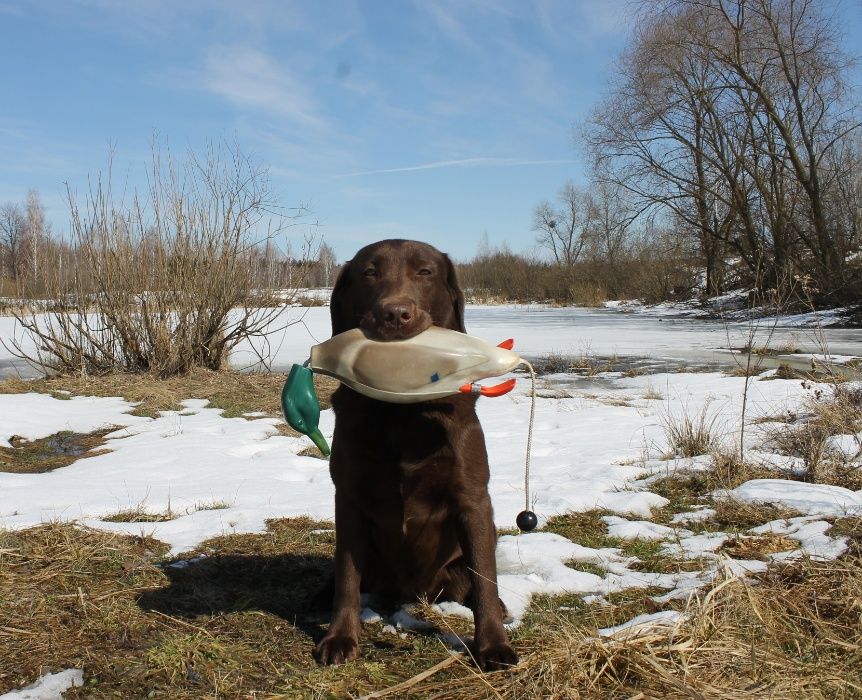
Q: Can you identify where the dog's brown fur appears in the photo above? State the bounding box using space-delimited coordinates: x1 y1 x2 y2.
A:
313 239 517 671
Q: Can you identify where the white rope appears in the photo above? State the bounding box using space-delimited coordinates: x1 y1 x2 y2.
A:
522 359 536 512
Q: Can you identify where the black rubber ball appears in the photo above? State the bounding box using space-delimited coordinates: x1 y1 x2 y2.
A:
516 510 538 532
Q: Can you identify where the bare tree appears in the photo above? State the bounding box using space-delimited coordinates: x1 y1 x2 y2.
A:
0 203 26 287
588 183 636 255
25 189 48 286
316 242 337 286
586 0 862 303
533 182 595 268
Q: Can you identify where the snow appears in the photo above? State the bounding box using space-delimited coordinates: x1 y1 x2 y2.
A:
0 399 336 553
661 532 729 559
597 610 684 639
751 516 848 561
0 393 148 448
720 558 770 576
825 434 861 459
792 353 861 365
5 367 809 553
0 670 83 700
671 507 716 524
495 533 605 621
602 515 678 541
720 479 862 517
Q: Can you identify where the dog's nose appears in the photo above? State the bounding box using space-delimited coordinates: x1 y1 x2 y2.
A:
364 298 429 340
383 303 413 327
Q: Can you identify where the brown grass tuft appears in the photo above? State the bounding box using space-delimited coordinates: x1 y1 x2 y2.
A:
710 498 803 530
660 400 722 458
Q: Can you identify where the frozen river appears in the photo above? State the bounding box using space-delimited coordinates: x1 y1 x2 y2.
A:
250 304 862 375
462 305 862 371
1 304 860 379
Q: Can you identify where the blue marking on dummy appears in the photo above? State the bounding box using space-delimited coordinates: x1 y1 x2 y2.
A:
430 372 440 383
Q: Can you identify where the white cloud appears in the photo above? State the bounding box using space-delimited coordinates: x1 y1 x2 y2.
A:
199 45 327 130
339 157 577 177
418 1 479 50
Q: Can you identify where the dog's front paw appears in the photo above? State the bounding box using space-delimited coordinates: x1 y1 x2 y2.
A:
476 642 518 672
313 634 360 666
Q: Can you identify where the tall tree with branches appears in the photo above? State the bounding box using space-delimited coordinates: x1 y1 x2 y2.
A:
586 0 861 302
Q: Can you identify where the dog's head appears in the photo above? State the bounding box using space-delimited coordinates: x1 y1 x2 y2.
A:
330 239 465 340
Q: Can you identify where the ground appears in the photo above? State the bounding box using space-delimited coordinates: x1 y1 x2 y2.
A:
1 305 862 699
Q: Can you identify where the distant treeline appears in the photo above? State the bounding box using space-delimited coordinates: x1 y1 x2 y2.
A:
455 226 700 306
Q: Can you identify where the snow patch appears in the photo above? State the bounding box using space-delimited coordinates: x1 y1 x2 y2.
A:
598 610 684 639
0 669 84 700
751 516 848 560
671 508 716 524
496 533 604 622
721 479 862 517
661 532 728 559
602 515 680 541
0 393 147 448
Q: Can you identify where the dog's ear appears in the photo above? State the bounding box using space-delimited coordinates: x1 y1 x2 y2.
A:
443 254 466 332
330 260 353 335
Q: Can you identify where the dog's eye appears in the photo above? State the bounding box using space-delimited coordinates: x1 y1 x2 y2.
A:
363 268 378 278
417 268 432 276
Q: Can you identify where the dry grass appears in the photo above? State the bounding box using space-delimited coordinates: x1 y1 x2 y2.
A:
101 508 179 523
660 400 723 458
419 558 862 699
718 531 799 559
649 455 778 526
3 368 861 696
2 514 861 697
710 498 802 531
0 519 447 699
98 499 232 524
761 383 862 489
642 382 664 400
530 351 620 377
0 368 339 420
571 281 607 307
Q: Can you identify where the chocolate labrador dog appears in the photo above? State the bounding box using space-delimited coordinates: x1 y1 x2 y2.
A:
313 239 517 671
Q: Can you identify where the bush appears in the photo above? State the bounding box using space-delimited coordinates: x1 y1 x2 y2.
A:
6 143 308 377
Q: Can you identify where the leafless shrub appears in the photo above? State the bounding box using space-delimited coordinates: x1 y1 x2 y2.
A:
4 142 310 376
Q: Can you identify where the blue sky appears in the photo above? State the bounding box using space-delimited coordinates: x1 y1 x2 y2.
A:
1 1 859 262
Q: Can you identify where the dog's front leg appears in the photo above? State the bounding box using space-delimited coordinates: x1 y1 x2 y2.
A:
313 491 367 665
456 495 518 671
